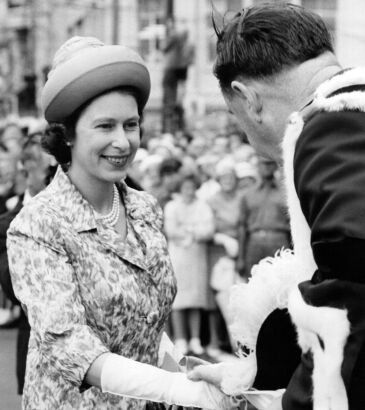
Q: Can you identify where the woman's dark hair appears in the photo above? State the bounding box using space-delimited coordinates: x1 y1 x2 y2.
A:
42 86 144 165
159 157 183 178
177 171 201 192
178 171 201 191
213 2 334 92
0 140 8 152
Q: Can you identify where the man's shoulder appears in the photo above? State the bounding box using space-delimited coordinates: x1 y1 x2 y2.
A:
301 67 365 124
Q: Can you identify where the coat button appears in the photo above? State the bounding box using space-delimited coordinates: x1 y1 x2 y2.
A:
146 311 159 324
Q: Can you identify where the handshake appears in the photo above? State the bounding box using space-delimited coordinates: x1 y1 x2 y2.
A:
101 352 233 409
101 349 284 410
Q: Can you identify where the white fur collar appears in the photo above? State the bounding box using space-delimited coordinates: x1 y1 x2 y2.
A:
316 66 365 98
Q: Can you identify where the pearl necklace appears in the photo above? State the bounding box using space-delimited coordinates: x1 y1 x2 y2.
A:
94 184 120 226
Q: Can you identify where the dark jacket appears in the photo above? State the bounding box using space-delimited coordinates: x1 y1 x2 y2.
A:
0 197 30 395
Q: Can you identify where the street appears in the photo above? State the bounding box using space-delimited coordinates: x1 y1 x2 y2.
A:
0 329 22 410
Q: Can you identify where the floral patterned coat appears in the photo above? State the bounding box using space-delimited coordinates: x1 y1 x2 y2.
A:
7 167 177 410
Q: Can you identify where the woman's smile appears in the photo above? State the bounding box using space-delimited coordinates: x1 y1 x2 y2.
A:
101 154 129 168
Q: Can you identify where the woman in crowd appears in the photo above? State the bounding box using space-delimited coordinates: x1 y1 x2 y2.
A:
206 159 243 356
6 36 230 410
164 172 215 356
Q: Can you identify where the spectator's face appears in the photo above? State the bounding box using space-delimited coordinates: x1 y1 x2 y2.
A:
218 172 237 193
238 176 257 192
188 139 206 158
0 151 17 193
162 172 181 193
23 143 51 196
180 179 196 202
228 133 242 151
24 160 47 196
2 125 23 157
212 137 228 155
258 158 277 179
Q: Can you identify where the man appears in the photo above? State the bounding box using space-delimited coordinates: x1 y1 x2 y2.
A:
188 4 365 410
236 156 290 279
162 20 195 133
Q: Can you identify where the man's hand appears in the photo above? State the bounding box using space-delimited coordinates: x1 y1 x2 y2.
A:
187 362 225 390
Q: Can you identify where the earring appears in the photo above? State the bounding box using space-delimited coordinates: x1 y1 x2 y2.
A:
66 141 72 147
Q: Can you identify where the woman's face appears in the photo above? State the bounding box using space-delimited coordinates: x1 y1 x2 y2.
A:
70 90 140 185
180 179 196 202
218 172 237 193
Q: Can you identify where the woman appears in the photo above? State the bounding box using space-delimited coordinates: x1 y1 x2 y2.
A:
206 158 243 357
6 37 230 410
164 173 214 356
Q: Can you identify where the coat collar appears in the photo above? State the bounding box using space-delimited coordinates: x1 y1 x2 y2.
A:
48 166 98 233
47 166 149 270
48 166 152 231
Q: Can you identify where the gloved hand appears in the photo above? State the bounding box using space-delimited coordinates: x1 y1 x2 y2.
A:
188 360 284 410
101 353 233 409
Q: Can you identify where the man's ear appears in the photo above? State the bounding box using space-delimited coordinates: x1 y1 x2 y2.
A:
231 80 263 122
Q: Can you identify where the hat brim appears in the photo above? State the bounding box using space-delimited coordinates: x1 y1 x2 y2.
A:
41 45 151 122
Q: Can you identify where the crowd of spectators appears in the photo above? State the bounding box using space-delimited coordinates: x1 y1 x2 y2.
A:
0 113 291 384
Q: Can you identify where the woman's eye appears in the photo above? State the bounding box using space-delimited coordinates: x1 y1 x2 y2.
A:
125 121 139 130
96 123 113 130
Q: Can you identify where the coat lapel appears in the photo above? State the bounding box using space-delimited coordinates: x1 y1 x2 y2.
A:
50 167 147 270
96 218 147 271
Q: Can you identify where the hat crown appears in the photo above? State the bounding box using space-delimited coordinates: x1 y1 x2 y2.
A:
41 36 151 122
49 36 104 79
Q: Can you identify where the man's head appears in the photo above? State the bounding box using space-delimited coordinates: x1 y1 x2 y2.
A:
159 157 183 194
213 3 338 161
257 156 277 181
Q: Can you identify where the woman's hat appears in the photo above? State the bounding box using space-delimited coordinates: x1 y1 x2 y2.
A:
41 36 151 122
215 157 237 177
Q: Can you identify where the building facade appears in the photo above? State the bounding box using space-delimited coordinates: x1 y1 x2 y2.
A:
1 0 365 120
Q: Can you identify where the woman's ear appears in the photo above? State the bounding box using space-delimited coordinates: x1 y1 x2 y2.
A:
231 80 263 123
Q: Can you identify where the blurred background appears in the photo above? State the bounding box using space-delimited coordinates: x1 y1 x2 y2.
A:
0 0 364 409
0 0 362 123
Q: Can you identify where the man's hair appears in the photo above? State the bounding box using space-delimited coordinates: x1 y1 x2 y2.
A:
213 2 334 91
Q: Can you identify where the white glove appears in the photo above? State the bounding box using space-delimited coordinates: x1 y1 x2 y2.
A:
101 353 233 409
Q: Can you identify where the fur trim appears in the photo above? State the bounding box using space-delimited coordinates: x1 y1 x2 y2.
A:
282 112 317 272
224 112 317 391
288 287 350 410
225 248 314 391
225 67 365 397
315 91 365 113
229 249 312 350
315 66 365 99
